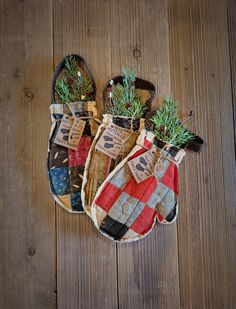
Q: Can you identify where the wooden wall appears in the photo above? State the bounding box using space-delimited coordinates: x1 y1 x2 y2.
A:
0 0 235 308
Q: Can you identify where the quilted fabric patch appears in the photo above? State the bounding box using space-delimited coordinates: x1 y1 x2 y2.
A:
70 191 83 211
50 166 70 195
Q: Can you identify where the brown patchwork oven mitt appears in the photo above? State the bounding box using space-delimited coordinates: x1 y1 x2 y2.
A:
90 97 204 242
81 68 156 216
47 54 99 212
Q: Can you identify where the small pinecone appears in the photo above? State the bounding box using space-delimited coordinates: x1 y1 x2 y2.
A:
185 135 204 152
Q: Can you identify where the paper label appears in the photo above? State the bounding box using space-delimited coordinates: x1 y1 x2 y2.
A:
54 114 74 148
128 149 159 183
95 123 131 159
68 119 86 150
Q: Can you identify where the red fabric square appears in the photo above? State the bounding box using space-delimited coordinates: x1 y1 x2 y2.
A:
130 205 156 234
95 182 121 212
123 176 157 203
160 162 179 194
128 137 152 161
143 136 153 148
68 136 92 167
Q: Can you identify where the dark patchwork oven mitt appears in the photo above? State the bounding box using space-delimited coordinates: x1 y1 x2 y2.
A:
47 54 99 212
82 70 156 217
90 97 204 242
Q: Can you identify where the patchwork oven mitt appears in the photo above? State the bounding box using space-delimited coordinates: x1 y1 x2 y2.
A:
47 54 99 212
90 97 204 242
81 68 156 216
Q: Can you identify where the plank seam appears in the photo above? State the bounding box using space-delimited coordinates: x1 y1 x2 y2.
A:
116 243 119 309
51 1 58 308
226 0 236 159
167 2 182 307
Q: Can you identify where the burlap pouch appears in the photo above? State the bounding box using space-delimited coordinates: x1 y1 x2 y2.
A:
90 128 204 242
47 54 99 212
81 76 156 216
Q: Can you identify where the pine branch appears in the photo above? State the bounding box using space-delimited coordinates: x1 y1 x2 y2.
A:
107 67 147 119
151 96 195 147
55 55 94 104
55 78 73 103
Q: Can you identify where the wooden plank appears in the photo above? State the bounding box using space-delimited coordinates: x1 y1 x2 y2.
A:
53 1 117 308
227 0 236 138
226 0 236 306
168 0 236 308
0 1 56 309
110 1 180 308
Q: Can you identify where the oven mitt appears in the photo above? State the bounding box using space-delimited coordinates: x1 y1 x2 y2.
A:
47 54 99 213
81 75 156 216
90 126 204 242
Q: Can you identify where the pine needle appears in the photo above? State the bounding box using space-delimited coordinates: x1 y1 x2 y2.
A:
107 67 147 119
151 96 195 147
55 55 94 103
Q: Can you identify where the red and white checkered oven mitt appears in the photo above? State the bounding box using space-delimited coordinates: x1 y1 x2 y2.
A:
90 129 192 242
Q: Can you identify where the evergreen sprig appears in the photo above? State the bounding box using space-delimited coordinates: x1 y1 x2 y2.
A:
151 96 195 147
55 55 94 103
107 67 147 119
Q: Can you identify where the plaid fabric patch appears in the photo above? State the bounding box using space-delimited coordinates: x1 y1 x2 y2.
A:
91 130 183 242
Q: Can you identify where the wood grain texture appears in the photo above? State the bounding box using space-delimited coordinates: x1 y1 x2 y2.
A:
227 0 236 139
226 0 236 306
168 0 236 308
0 1 55 308
1 0 235 308
53 1 117 308
110 1 180 308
